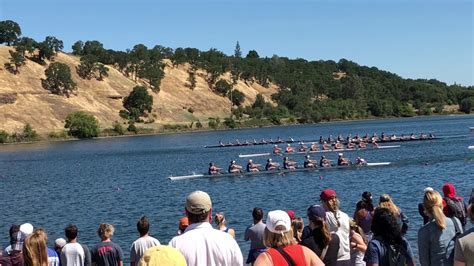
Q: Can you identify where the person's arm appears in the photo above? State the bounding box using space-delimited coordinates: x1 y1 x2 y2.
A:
301 246 324 266
244 227 251 241
82 245 92 266
417 228 430 266
351 232 367 253
228 228 236 238
130 243 136 266
454 261 466 266
254 252 271 266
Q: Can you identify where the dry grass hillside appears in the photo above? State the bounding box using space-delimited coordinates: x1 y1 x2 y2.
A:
0 46 278 134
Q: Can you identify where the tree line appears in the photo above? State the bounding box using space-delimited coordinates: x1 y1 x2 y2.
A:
1 20 473 140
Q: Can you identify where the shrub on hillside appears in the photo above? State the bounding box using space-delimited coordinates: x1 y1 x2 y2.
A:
64 111 100 138
0 130 9 143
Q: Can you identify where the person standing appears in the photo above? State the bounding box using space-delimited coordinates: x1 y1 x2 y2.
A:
454 203 474 266
91 224 123 266
254 210 323 266
418 189 462 266
23 231 49 266
61 224 91 266
442 182 468 228
214 212 236 238
320 189 351 265
130 216 160 266
244 208 267 265
169 191 243 266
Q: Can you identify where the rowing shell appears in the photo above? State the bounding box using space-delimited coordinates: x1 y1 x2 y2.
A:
238 145 400 158
469 145 474 149
168 162 391 181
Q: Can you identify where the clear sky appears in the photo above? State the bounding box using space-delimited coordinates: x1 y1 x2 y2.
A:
1 0 473 86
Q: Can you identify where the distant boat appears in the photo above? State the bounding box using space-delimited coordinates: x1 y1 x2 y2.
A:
470 127 474 131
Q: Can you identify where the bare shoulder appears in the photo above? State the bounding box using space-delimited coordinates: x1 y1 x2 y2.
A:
301 246 324 266
254 252 271 266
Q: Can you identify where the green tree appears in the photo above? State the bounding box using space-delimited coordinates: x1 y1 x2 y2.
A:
122 86 153 121
0 20 21 45
214 79 231 96
72 40 84 55
64 111 100 138
15 37 36 56
187 67 197 90
96 63 109 80
22 123 38 141
42 62 77 97
459 97 474 113
229 89 245 106
0 130 8 143
7 50 25 74
234 41 241 58
76 55 97 79
252 93 266 109
246 50 259 59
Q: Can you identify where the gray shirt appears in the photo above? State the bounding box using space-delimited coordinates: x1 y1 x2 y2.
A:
418 217 462 266
244 222 266 250
454 227 474 265
61 242 91 266
129 236 160 265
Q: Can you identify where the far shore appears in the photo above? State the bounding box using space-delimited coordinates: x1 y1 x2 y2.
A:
1 113 472 146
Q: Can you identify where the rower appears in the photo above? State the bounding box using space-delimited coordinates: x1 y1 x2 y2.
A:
219 140 224 147
356 156 367 166
372 141 379 148
228 160 243 173
303 155 317 168
319 155 332 168
310 142 319 151
273 145 282 155
337 153 351 166
410 133 417 140
322 141 331 151
334 141 343 150
358 141 367 149
298 142 307 152
347 140 355 149
285 144 295 154
283 157 297 170
246 159 260 172
208 162 222 175
265 158 279 171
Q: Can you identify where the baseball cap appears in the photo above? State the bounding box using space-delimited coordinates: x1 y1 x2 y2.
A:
338 153 343 156
266 210 291 234
20 223 34 236
287 210 296 220
320 189 337 201
186 191 212 214
139 245 186 266
55 238 67 248
307 205 326 221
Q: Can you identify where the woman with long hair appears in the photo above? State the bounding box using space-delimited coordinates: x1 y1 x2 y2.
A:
379 194 409 235
418 189 462 265
291 217 304 243
23 231 48 266
301 205 340 266
254 210 323 266
349 220 367 266
364 208 415 266
214 212 236 238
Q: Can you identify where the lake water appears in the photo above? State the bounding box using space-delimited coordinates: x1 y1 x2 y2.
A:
1 115 473 263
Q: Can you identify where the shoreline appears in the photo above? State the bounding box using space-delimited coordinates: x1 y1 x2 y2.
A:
1 113 471 146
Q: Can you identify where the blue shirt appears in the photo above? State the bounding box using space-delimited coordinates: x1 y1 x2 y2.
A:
364 237 414 265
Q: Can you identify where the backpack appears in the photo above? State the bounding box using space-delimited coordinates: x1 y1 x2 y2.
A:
387 244 409 266
444 197 467 226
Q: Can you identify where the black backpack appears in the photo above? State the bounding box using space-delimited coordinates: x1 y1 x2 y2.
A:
387 244 409 266
444 197 467 226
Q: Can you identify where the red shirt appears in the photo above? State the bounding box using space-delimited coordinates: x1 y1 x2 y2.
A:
267 245 307 266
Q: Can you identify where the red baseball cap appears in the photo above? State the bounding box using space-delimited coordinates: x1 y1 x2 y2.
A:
287 210 296 220
320 189 337 201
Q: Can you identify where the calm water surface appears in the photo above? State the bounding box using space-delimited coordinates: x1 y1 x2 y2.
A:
1 115 473 262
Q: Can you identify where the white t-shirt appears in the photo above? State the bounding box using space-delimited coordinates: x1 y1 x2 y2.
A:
130 235 160 264
169 222 243 266
60 242 85 266
326 210 351 261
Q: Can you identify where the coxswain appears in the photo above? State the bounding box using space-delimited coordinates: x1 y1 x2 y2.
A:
298 142 307 152
358 141 367 149
322 141 331 151
319 155 332 168
283 157 297 170
273 145 282 155
303 155 317 168
265 158 279 171
310 142 319 151
285 144 295 153
208 162 222 175
356 156 367 166
228 160 243 173
337 153 351 166
334 141 344 150
246 159 260 172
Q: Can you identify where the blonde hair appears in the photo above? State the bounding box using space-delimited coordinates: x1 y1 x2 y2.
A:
263 227 297 248
97 223 114 239
23 232 48 266
379 194 400 216
291 217 304 242
423 190 446 229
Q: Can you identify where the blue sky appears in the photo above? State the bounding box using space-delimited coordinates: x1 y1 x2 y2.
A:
1 0 472 86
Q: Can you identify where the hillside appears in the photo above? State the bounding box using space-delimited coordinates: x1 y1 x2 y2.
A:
0 46 278 134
